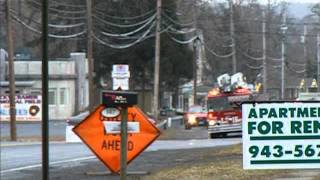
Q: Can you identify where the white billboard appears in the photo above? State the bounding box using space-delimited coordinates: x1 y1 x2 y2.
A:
242 102 320 169
0 95 42 121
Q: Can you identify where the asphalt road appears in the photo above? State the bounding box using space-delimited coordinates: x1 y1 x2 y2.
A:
0 138 241 173
0 121 66 138
0 119 241 180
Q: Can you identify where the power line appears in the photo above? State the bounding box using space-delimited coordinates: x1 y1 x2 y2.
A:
11 13 87 39
162 12 194 27
10 9 86 28
166 32 198 44
93 21 156 49
237 47 263 61
98 15 156 37
246 63 263 70
205 27 319 37
202 42 234 58
94 7 156 20
286 64 306 74
26 0 87 15
50 0 86 8
93 13 156 28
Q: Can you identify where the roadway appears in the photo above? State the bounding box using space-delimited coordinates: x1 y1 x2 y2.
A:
0 118 241 180
0 121 66 138
0 138 241 173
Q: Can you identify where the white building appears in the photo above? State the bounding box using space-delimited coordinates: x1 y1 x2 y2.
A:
0 52 88 120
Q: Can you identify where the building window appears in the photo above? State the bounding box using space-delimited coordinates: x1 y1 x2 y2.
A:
31 90 41 95
49 89 56 105
59 88 68 105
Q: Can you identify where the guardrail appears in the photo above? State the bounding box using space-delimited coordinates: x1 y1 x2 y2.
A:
156 116 183 129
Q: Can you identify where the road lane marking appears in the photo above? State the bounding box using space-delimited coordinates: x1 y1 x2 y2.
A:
0 156 95 174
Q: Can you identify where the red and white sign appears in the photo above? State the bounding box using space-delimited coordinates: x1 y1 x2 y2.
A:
0 95 42 121
73 105 160 174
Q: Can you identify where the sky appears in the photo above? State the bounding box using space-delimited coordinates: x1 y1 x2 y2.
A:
210 0 318 18
211 0 318 4
259 0 318 4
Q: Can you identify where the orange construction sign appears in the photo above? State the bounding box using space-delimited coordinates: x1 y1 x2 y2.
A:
73 105 160 174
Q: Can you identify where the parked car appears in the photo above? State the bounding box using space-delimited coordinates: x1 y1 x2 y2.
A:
66 111 89 126
183 105 207 129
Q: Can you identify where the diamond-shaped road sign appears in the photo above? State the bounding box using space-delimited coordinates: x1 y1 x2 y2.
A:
73 105 160 174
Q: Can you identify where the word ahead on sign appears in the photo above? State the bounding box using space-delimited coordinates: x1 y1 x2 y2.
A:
101 91 137 107
242 101 320 169
73 105 160 174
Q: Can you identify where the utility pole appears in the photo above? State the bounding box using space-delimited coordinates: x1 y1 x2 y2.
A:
262 9 267 94
193 38 198 105
317 32 320 91
153 0 161 121
303 24 307 78
192 1 198 105
5 0 17 141
86 0 94 112
229 0 236 74
41 0 49 179
280 10 287 100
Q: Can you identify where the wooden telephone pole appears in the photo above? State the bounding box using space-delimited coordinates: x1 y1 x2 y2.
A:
86 0 94 112
229 0 236 74
5 0 17 141
153 0 162 121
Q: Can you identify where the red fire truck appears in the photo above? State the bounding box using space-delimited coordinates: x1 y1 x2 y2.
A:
207 86 252 138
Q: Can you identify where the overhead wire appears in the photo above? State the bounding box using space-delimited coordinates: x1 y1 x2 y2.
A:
286 64 306 74
11 13 87 39
93 21 156 49
98 15 156 37
50 0 86 8
288 61 305 66
93 13 156 28
246 63 263 70
26 0 87 15
202 42 234 58
167 33 199 44
162 12 194 27
237 47 263 61
10 9 86 29
167 26 197 34
94 7 156 21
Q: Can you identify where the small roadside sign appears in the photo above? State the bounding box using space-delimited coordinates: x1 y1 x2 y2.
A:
242 101 320 169
73 105 160 174
112 64 130 90
101 91 137 107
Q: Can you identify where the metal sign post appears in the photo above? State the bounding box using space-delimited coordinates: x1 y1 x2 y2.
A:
120 107 128 180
